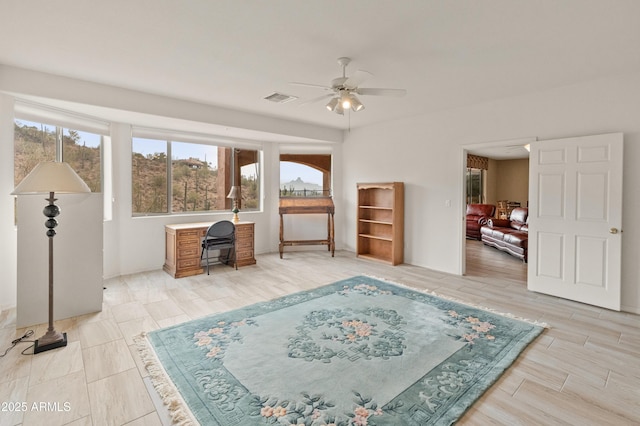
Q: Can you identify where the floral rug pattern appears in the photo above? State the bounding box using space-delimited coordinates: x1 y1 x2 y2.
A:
145 276 544 425
287 306 407 363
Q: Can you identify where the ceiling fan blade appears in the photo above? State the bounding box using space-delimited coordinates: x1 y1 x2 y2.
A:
356 88 407 97
298 93 334 106
343 70 373 89
290 82 332 91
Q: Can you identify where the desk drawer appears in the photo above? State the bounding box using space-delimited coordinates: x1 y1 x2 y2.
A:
178 246 200 259
177 257 201 269
236 223 254 236
236 249 254 260
177 229 200 238
178 239 199 249
236 239 253 250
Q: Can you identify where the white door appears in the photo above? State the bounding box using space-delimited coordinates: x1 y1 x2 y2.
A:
528 133 623 310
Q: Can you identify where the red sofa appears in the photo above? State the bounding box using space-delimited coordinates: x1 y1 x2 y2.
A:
466 204 496 240
480 207 528 262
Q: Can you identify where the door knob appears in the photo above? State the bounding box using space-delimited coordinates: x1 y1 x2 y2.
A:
610 228 619 234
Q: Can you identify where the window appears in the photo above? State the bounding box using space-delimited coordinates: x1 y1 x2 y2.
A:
132 136 260 216
466 168 484 204
239 150 260 209
132 138 168 213
171 142 217 212
279 154 331 197
14 119 102 192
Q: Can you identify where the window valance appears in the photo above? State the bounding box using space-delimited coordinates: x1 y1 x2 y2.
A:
467 154 489 170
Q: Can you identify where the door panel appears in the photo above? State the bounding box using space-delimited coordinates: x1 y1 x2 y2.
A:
538 173 564 217
577 172 608 220
536 232 564 279
528 133 623 310
575 236 606 286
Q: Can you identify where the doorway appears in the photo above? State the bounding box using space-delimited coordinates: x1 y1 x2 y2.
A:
460 138 534 281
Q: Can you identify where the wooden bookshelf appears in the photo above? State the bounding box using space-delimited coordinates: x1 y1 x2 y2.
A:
356 182 404 265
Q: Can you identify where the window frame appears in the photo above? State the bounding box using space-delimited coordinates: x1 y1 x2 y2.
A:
13 101 111 220
131 128 262 217
279 152 332 198
14 118 106 191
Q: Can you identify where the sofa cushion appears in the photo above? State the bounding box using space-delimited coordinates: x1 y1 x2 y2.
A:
487 218 511 228
466 204 496 217
486 208 528 231
503 232 528 248
509 207 528 228
466 204 496 240
481 226 506 239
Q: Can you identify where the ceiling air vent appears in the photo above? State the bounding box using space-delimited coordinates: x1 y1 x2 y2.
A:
264 92 298 104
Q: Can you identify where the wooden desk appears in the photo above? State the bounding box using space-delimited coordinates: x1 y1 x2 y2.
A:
279 197 335 258
164 221 255 278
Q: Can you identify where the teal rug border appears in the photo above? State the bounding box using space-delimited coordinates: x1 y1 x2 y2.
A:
142 276 545 425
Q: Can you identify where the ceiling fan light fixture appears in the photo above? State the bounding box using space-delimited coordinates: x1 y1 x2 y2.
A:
350 94 364 111
293 57 406 116
340 92 351 109
326 97 339 111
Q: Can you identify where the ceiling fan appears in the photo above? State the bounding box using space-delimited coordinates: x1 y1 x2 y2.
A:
291 57 407 115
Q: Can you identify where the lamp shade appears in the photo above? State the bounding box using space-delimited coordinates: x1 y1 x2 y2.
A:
11 162 91 195
226 186 239 199
325 97 339 112
350 94 365 112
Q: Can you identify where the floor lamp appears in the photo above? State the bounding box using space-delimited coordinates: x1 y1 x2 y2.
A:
12 162 90 354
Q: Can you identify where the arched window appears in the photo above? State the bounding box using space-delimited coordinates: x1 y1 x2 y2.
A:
279 154 331 197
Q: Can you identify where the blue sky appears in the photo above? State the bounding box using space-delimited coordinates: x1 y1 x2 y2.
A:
279 161 321 184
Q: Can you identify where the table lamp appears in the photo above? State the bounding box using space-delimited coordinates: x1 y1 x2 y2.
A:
12 161 90 354
227 185 240 223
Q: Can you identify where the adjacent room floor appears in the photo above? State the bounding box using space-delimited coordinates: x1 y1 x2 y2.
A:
465 238 527 283
0 249 638 425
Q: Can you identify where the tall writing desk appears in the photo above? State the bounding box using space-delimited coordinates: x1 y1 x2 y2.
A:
279 197 335 258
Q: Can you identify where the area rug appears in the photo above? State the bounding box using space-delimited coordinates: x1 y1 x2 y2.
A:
137 276 545 425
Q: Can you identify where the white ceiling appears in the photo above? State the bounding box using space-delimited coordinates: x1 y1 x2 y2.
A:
2 1 640 149
468 144 531 161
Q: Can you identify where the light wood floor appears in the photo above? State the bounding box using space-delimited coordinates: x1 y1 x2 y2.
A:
1 246 638 425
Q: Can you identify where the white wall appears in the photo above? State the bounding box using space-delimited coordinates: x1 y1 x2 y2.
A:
0 65 342 144
16 194 103 327
341 71 640 314
0 94 17 311
494 158 529 207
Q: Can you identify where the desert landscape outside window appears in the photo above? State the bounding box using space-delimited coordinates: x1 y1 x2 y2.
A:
132 137 260 216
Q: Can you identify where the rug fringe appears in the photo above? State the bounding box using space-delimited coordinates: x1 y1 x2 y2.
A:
362 274 550 329
134 333 199 425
